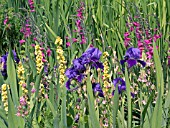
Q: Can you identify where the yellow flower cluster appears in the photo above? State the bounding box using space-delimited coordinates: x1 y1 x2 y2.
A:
1 84 10 113
35 45 44 74
55 37 67 86
17 61 28 95
102 52 111 96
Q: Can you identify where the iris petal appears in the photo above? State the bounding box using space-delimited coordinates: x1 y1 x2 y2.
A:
127 59 137 68
65 80 71 90
137 60 146 67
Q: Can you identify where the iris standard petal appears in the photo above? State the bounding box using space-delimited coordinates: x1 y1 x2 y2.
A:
125 47 141 59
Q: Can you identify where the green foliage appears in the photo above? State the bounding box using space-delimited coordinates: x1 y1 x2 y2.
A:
0 0 169 128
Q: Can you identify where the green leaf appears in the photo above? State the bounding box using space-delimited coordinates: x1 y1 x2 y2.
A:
7 48 18 106
46 99 57 118
67 116 73 127
0 109 7 123
153 42 164 94
112 85 119 128
60 86 67 128
86 73 100 128
0 73 4 86
27 52 37 78
125 67 132 128
162 91 170 127
151 41 163 128
45 23 57 38
7 89 24 128
141 92 154 127
151 88 162 128
0 118 7 128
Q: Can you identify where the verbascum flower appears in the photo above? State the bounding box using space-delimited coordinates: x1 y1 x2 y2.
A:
55 36 63 45
17 61 28 95
55 37 67 87
1 84 10 113
17 61 29 117
35 45 44 74
102 52 111 96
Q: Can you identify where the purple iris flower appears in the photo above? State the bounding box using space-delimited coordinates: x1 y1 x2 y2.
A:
92 83 104 97
65 67 77 79
112 78 126 95
0 54 8 76
120 47 146 68
65 67 85 90
0 50 19 77
65 47 103 90
12 50 20 63
112 77 135 97
81 47 104 69
73 58 86 71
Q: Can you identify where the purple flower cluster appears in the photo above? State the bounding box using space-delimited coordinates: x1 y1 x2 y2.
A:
0 51 19 76
65 47 103 93
120 47 146 68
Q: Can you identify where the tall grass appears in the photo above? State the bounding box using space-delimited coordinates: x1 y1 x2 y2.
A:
0 0 169 128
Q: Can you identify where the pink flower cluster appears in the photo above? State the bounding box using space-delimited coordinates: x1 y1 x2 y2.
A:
76 2 86 44
66 2 86 47
28 0 35 12
16 96 29 117
19 19 32 45
3 16 8 25
124 19 161 59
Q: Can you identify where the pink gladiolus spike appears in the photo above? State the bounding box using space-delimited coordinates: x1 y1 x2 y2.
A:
125 37 131 41
42 58 47 62
133 22 140 27
66 42 71 47
3 17 8 25
144 39 152 44
47 48 52 56
40 48 45 51
19 40 26 45
72 38 78 42
130 26 134 31
124 32 130 37
33 37 37 41
31 44 35 47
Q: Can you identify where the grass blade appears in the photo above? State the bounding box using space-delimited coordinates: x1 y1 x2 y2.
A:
125 67 132 128
86 73 100 128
